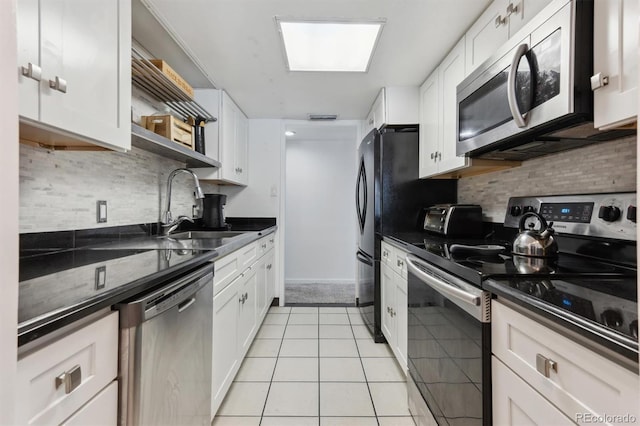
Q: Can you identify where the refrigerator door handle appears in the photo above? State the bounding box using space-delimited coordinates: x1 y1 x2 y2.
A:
355 158 366 232
360 159 368 230
356 250 373 266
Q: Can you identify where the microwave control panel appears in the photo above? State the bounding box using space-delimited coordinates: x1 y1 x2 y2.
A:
504 193 636 241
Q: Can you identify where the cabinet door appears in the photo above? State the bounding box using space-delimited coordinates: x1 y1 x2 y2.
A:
39 0 130 150
364 108 375 134
219 91 238 181
372 89 386 130
380 263 395 345
16 0 39 120
255 256 268 320
593 0 638 129
235 112 249 185
212 278 240 417
492 357 574 426
238 268 258 357
418 71 440 178
61 381 117 426
265 250 276 305
438 37 468 174
507 0 551 36
394 272 408 372
465 0 509 76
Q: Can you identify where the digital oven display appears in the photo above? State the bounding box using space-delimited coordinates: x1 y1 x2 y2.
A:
540 202 594 223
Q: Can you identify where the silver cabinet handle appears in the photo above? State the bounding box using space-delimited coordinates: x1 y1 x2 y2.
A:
437 152 441 161
49 76 67 93
387 306 391 314
383 250 388 258
368 118 374 125
244 292 248 300
536 353 558 378
269 238 274 243
495 14 506 27
267 264 272 270
506 2 520 16
55 365 82 394
591 72 609 91
21 63 41 81
430 152 434 160
397 259 404 268
262 243 267 249
507 43 529 128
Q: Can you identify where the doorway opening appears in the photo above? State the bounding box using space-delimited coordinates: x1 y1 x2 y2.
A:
283 121 359 305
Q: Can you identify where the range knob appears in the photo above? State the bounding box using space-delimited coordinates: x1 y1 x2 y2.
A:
510 205 522 216
627 205 636 223
601 309 623 328
598 205 621 222
523 206 535 214
630 320 638 340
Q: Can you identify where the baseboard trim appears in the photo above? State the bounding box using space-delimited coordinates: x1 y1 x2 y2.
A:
285 302 356 307
285 280 356 285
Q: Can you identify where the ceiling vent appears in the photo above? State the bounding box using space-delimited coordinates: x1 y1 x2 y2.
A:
308 114 338 121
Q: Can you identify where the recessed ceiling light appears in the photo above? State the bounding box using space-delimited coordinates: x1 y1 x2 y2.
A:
276 18 385 72
285 130 296 136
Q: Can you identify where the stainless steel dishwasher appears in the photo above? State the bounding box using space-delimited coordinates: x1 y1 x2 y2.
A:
116 264 213 426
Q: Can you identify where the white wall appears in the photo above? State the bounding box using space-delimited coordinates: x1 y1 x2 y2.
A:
284 138 357 284
1 0 18 422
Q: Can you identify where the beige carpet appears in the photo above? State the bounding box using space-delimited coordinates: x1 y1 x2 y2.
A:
284 283 355 305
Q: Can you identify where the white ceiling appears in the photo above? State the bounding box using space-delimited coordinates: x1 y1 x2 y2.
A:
140 0 491 120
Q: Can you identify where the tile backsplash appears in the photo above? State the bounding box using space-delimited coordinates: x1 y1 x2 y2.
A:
20 144 218 233
458 137 637 222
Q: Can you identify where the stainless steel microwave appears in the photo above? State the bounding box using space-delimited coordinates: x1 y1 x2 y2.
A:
456 0 633 161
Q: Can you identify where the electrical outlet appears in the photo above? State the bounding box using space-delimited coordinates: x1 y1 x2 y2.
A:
270 185 278 197
97 200 107 223
95 266 106 290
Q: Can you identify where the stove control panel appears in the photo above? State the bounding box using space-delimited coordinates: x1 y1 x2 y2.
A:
504 193 637 241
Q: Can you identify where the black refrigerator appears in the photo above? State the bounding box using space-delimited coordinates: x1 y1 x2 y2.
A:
355 126 457 342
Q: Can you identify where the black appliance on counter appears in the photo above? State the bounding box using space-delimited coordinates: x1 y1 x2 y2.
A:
202 193 228 229
405 192 637 426
355 127 456 342
422 204 483 237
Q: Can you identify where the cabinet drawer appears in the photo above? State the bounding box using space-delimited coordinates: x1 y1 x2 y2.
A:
492 356 574 426
214 251 241 294
17 312 118 425
381 241 394 266
392 248 408 279
492 301 639 424
239 241 258 269
61 381 117 426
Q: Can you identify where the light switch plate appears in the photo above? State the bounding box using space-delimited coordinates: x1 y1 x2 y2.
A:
97 200 107 223
95 266 106 290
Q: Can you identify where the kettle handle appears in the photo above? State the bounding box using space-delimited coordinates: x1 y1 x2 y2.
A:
518 211 549 232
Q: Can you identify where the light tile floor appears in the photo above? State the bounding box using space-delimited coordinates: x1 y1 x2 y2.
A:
213 306 415 426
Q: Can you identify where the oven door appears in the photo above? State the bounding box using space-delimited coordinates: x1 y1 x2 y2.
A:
405 254 491 426
456 1 574 156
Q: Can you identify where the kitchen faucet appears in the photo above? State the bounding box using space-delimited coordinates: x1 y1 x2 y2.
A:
161 168 205 236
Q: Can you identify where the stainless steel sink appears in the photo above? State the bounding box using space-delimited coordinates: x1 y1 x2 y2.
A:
166 231 246 239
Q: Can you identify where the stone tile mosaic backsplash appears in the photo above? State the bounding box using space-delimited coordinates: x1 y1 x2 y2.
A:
458 137 637 222
20 144 218 233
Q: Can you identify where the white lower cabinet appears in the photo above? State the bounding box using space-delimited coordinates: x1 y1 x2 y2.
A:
16 312 118 425
492 300 639 426
238 266 258 355
211 275 241 418
492 356 574 426
380 241 408 372
211 236 276 420
61 381 118 426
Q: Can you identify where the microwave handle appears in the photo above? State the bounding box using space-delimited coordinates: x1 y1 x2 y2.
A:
507 43 530 128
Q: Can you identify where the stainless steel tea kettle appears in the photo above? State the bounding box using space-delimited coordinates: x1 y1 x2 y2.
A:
513 212 558 258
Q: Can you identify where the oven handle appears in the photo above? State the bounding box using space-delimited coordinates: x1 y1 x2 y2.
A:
405 254 481 307
507 43 530 128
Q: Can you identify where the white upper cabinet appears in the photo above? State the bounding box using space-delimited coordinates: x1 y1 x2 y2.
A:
465 0 550 75
419 38 468 179
364 87 420 134
592 0 638 130
17 0 131 151
193 89 249 186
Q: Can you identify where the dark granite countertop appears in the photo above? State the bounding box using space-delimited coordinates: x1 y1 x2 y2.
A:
19 221 276 346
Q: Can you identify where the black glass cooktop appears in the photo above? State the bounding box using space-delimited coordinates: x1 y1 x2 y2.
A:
407 236 638 346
